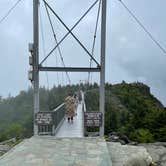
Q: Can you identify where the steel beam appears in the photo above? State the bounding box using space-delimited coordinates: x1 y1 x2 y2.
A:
33 0 39 135
39 67 101 72
99 0 107 137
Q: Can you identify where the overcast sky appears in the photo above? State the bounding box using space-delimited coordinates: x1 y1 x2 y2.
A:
0 0 166 106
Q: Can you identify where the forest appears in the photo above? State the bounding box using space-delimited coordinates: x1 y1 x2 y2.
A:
0 82 165 143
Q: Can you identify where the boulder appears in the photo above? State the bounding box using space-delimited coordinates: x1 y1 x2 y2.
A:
107 142 152 166
0 145 10 152
139 143 166 166
107 132 131 144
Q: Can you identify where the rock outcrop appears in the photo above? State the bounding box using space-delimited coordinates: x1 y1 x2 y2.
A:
107 142 150 166
139 142 166 166
0 145 10 156
0 138 16 156
107 141 166 166
106 132 137 145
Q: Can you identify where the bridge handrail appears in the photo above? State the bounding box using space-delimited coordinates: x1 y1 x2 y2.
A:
37 103 66 136
52 103 65 112
83 101 86 112
52 103 66 135
81 91 86 112
81 91 87 136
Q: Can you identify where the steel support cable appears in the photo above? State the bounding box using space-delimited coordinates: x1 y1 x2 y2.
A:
118 0 166 55
44 3 71 85
39 8 50 89
88 0 102 84
0 0 22 25
44 5 60 85
40 0 100 66
55 50 60 85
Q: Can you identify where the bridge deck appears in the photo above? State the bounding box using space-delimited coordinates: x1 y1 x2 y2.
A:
55 103 84 138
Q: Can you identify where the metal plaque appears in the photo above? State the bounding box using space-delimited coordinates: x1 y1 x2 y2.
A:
35 112 53 125
84 112 102 127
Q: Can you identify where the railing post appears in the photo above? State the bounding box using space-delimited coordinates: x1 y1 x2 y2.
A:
52 125 55 135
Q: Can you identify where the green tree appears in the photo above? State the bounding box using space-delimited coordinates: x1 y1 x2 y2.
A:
130 129 154 143
5 123 25 139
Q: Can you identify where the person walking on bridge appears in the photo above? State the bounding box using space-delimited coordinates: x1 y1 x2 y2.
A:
65 94 75 123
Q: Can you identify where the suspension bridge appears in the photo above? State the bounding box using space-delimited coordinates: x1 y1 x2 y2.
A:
0 0 165 165
0 91 113 165
0 0 110 164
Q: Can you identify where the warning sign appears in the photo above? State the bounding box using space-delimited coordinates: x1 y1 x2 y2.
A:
35 112 53 125
84 112 102 127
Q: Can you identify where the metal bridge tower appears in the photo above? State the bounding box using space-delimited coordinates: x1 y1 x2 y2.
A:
100 0 107 136
30 0 107 136
33 0 39 135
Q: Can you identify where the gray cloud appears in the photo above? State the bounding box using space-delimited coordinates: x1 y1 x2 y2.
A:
0 0 166 106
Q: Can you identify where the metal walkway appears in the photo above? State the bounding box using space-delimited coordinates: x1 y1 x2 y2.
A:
55 103 84 138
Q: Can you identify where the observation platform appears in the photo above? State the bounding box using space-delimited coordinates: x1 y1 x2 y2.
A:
0 137 112 166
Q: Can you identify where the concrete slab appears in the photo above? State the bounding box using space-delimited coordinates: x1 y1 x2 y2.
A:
0 137 112 166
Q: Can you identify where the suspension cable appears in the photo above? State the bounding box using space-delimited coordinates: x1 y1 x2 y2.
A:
39 7 50 89
88 0 102 84
55 51 60 85
0 0 23 25
118 0 166 55
40 0 100 66
44 3 71 84
43 3 60 85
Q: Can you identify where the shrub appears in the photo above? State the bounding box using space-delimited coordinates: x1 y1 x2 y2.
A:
130 129 154 143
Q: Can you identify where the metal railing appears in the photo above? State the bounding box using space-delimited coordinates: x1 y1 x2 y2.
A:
37 103 66 136
82 90 101 137
38 124 53 135
52 103 66 135
81 92 87 136
82 100 86 113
